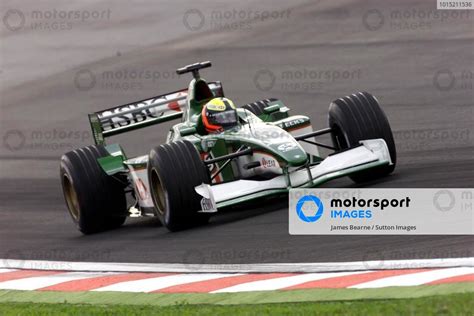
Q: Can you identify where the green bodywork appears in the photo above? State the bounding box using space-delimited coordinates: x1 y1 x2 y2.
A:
85 74 389 210
91 77 314 178
97 143 127 175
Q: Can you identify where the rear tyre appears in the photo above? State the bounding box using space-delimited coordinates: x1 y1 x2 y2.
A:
148 140 211 231
241 98 278 116
60 145 127 234
328 91 396 183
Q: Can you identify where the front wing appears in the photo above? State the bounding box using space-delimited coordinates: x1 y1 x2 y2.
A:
194 139 392 211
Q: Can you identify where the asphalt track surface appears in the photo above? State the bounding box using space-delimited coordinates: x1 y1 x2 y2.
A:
0 0 473 265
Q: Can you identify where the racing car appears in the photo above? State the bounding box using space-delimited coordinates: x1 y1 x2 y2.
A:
60 61 396 234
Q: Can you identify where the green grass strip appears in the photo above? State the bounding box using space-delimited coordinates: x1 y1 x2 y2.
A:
0 292 473 316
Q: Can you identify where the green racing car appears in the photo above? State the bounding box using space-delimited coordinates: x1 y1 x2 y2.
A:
60 61 396 234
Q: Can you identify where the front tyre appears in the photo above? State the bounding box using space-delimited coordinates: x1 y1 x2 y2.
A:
241 98 279 116
328 91 397 183
60 145 127 234
148 140 211 231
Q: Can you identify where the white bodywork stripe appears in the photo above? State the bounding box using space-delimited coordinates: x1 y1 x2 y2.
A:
351 267 474 288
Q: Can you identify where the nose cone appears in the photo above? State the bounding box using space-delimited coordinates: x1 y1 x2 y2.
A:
227 124 308 166
269 141 307 166
257 125 307 166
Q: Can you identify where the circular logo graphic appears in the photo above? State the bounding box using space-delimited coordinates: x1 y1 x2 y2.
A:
74 69 96 91
253 69 276 91
3 129 26 151
296 195 324 222
433 69 455 91
3 9 25 32
277 142 297 152
183 9 205 31
3 249 25 269
433 190 455 212
182 249 205 269
362 249 385 270
362 9 384 31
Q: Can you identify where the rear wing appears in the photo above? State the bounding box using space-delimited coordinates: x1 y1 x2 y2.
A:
89 81 223 145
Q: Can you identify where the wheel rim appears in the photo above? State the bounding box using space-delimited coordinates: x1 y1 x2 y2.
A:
63 175 80 221
150 169 166 215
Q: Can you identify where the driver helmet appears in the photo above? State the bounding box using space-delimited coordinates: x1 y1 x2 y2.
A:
202 97 238 133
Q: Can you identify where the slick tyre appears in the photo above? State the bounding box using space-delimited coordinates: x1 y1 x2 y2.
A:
148 140 211 231
60 145 127 234
328 91 396 183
